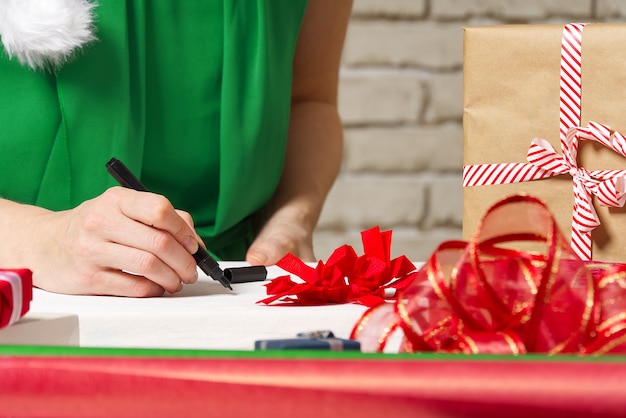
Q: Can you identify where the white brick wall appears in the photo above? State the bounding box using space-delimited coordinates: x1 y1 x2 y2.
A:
312 0 626 261
431 0 592 20
597 0 626 17
339 71 423 125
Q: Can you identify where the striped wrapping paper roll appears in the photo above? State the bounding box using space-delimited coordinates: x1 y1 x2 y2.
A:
0 269 33 329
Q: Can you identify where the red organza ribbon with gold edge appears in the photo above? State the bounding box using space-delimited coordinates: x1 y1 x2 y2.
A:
351 194 626 355
258 226 416 307
0 269 32 329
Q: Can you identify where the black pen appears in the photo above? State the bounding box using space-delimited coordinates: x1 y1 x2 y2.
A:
105 157 232 290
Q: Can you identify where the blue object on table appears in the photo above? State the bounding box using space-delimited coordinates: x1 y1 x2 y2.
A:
254 330 361 351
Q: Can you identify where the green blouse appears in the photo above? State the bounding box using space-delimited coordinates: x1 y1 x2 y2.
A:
0 1 308 259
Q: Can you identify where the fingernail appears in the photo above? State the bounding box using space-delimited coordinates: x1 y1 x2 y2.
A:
184 236 199 254
249 251 268 265
189 269 198 283
176 282 184 292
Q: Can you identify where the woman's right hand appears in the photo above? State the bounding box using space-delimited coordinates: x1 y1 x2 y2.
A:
0 187 200 297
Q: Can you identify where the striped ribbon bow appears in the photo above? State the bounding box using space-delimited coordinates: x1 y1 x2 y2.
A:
463 23 626 260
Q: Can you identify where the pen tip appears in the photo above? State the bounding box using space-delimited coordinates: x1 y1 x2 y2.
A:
218 274 232 291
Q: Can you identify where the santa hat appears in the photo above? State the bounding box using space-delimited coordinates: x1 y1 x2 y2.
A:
0 0 97 71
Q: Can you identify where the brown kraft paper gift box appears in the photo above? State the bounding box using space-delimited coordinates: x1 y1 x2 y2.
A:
463 23 626 262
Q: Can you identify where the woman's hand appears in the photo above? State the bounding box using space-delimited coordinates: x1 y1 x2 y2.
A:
0 187 200 297
246 201 316 265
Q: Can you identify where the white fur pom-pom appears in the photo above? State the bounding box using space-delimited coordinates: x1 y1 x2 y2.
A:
0 0 97 70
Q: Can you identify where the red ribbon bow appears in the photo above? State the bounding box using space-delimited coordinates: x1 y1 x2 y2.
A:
351 195 626 355
258 227 416 307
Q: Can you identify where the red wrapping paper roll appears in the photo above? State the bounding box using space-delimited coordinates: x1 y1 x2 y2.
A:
1 352 626 418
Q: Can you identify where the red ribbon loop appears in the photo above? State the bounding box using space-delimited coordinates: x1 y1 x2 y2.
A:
258 227 416 307
351 195 626 355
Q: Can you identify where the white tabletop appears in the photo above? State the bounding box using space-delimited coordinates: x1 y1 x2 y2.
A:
27 263 371 351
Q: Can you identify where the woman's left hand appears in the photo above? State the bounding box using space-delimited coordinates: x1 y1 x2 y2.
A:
246 203 315 265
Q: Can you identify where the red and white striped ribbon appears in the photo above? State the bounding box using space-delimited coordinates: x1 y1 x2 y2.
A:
560 23 591 259
463 23 626 261
559 23 585 152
